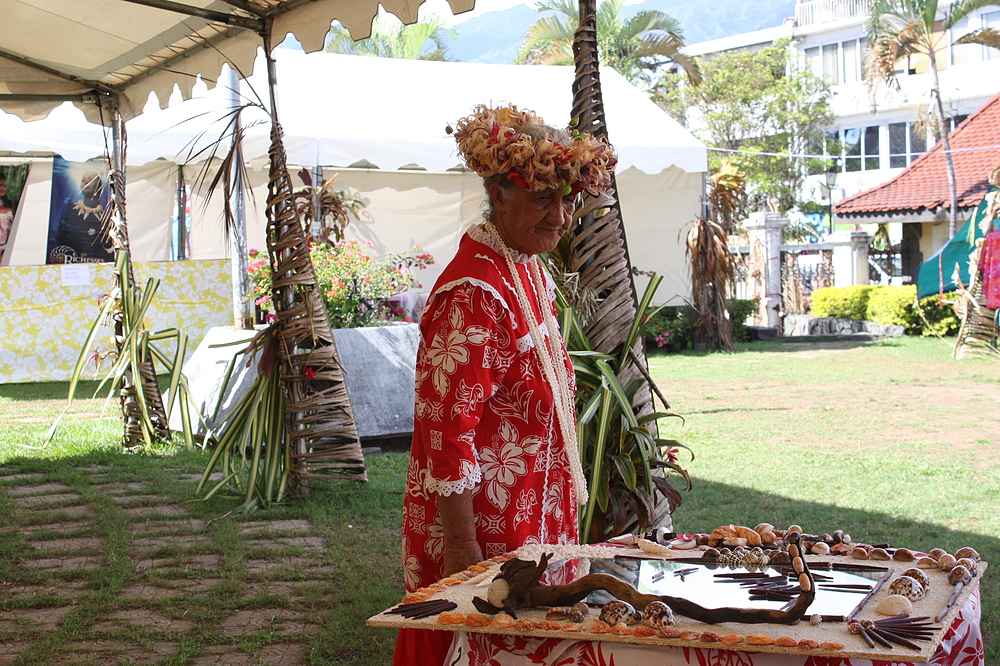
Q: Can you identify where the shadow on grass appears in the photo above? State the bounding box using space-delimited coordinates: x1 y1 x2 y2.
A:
685 407 793 415
0 380 106 403
649 338 901 358
673 476 997 661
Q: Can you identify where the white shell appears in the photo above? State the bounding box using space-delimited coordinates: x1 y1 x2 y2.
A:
916 556 938 569
670 538 698 550
642 601 675 628
948 565 972 586
637 538 673 555
811 542 831 556
938 554 957 571
600 600 641 625
487 578 510 608
876 594 913 616
888 575 925 601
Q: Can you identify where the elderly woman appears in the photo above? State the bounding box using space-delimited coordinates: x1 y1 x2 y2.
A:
394 104 616 665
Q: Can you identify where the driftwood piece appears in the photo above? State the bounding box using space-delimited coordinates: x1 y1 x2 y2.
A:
474 534 817 625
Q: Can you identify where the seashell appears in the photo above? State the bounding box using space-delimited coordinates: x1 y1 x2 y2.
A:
760 531 778 544
929 548 947 561
723 536 749 547
840 533 852 545
811 542 830 556
900 568 930 590
938 554 957 572
710 525 739 540
787 524 803 534
642 601 675 628
832 529 845 544
850 546 870 560
887 575 925 601
637 538 673 555
948 565 972 586
847 621 864 634
869 548 891 561
892 548 916 561
487 578 510 608
600 600 641 626
702 547 720 560
798 572 812 592
734 526 762 546
955 547 980 563
876 594 914 616
671 538 699 550
957 558 978 575
769 551 790 565
916 556 938 569
830 542 850 553
755 523 774 534
696 534 712 546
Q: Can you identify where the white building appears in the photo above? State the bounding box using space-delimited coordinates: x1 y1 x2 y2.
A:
682 0 1000 279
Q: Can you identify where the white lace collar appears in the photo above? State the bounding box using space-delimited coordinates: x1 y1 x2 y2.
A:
468 223 532 264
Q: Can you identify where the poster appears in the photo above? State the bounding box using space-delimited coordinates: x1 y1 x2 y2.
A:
46 157 115 264
0 162 30 265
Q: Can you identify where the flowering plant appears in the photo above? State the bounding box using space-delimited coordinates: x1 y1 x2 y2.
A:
248 240 434 329
641 305 690 348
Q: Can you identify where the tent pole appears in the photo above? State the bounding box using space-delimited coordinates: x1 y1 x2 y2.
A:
175 164 187 260
226 66 253 330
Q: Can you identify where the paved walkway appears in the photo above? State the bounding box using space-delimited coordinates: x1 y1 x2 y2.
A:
1 468 330 665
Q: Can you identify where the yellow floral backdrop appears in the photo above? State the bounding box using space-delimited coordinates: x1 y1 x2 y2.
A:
0 260 232 383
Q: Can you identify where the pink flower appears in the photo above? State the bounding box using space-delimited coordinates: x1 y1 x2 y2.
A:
265 313 277 323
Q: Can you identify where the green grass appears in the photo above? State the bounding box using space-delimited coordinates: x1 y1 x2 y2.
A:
1 336 996 663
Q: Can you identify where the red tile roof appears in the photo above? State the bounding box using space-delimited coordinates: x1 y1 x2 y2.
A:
834 91 1000 217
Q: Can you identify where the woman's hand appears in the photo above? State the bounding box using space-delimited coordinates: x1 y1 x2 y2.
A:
438 489 483 577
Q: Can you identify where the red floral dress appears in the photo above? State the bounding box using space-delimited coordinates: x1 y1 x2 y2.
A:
401 224 579 592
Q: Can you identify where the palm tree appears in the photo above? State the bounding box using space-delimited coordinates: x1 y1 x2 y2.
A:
865 0 1000 237
325 14 457 60
518 0 701 87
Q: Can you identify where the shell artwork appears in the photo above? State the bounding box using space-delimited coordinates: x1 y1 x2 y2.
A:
948 565 973 586
892 548 916 561
938 554 957 572
887 575 925 601
875 594 914 616
869 548 891 561
637 538 673 555
900 568 930 590
810 542 831 556
916 556 939 569
956 558 978 575
642 601 676 628
487 578 511 608
600 600 642 626
955 547 980 562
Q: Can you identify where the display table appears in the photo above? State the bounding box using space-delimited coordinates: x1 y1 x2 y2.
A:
446 588 981 665
370 543 986 666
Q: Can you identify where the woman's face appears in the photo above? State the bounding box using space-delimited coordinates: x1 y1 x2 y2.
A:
490 184 574 256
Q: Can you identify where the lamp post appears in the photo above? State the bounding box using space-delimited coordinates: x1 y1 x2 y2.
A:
824 159 840 236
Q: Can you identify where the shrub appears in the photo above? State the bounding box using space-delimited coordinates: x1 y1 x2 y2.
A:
867 285 917 332
729 298 757 342
642 299 755 348
915 293 961 337
809 285 876 319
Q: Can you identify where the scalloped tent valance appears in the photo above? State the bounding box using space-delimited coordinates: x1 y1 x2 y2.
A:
0 0 474 124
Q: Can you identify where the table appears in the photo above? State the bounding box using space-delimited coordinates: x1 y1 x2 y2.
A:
446 588 982 666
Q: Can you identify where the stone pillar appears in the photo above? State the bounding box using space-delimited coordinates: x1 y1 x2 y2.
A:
745 211 787 329
828 230 873 287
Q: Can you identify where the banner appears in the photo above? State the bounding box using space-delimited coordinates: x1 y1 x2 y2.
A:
46 157 115 264
0 163 30 265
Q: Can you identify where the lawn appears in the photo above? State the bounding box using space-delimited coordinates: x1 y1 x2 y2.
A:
0 336 996 664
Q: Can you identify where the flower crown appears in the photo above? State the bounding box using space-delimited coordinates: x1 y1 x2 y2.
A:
450 103 617 196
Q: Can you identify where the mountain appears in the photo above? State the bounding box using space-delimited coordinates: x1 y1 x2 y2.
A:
447 0 796 64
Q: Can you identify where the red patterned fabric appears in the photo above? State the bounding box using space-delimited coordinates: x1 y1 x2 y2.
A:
445 589 982 666
978 231 1000 308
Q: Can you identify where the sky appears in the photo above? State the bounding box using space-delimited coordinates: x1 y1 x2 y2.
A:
415 0 645 26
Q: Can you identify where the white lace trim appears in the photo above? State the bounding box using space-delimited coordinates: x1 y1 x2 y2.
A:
425 466 483 497
430 278 514 318
469 223 531 264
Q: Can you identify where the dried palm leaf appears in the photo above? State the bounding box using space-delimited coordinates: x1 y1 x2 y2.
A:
687 217 735 351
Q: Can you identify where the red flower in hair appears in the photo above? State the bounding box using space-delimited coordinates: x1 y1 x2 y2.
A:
506 172 530 189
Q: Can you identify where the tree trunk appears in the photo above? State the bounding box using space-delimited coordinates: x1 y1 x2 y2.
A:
929 51 959 237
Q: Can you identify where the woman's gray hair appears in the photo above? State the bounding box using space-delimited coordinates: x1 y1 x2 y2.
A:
481 122 574 220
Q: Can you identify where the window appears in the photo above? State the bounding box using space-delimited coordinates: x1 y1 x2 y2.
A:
822 43 840 83
804 46 821 77
842 39 860 83
986 11 1000 60
951 16 975 65
840 126 881 172
889 122 927 168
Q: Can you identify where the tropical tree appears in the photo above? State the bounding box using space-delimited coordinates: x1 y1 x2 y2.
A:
517 0 701 87
654 40 834 223
325 14 457 60
865 0 1000 237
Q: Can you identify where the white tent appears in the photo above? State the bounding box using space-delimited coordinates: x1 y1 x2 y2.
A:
1 51 706 301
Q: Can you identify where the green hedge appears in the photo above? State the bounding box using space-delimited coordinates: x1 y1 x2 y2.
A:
643 299 757 349
808 285 960 336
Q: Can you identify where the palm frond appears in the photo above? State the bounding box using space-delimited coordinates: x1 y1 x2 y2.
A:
954 27 1000 50
633 34 702 85
621 10 684 41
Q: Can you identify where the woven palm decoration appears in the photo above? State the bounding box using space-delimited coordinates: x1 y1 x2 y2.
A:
567 2 655 409
263 119 367 485
104 113 171 447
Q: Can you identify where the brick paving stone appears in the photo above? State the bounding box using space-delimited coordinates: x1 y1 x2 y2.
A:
110 494 172 505
30 537 103 552
21 504 92 519
20 519 92 536
0 641 30 663
242 581 299 598
0 472 44 481
190 647 257 666
0 606 75 631
13 493 81 507
57 640 177 665
130 518 207 534
123 505 188 517
254 643 304 666
90 482 152 493
274 536 326 550
221 608 286 636
240 520 312 533
110 609 194 632
7 482 71 496
121 583 180 600
23 555 101 572
133 534 210 550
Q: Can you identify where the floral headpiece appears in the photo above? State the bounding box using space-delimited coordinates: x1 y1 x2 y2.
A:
450 103 617 196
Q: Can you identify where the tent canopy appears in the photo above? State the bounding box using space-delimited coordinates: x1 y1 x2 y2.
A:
0 51 707 175
1 0 474 124
916 185 999 299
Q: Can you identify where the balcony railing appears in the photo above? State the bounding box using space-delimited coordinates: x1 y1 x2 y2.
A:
795 0 874 26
